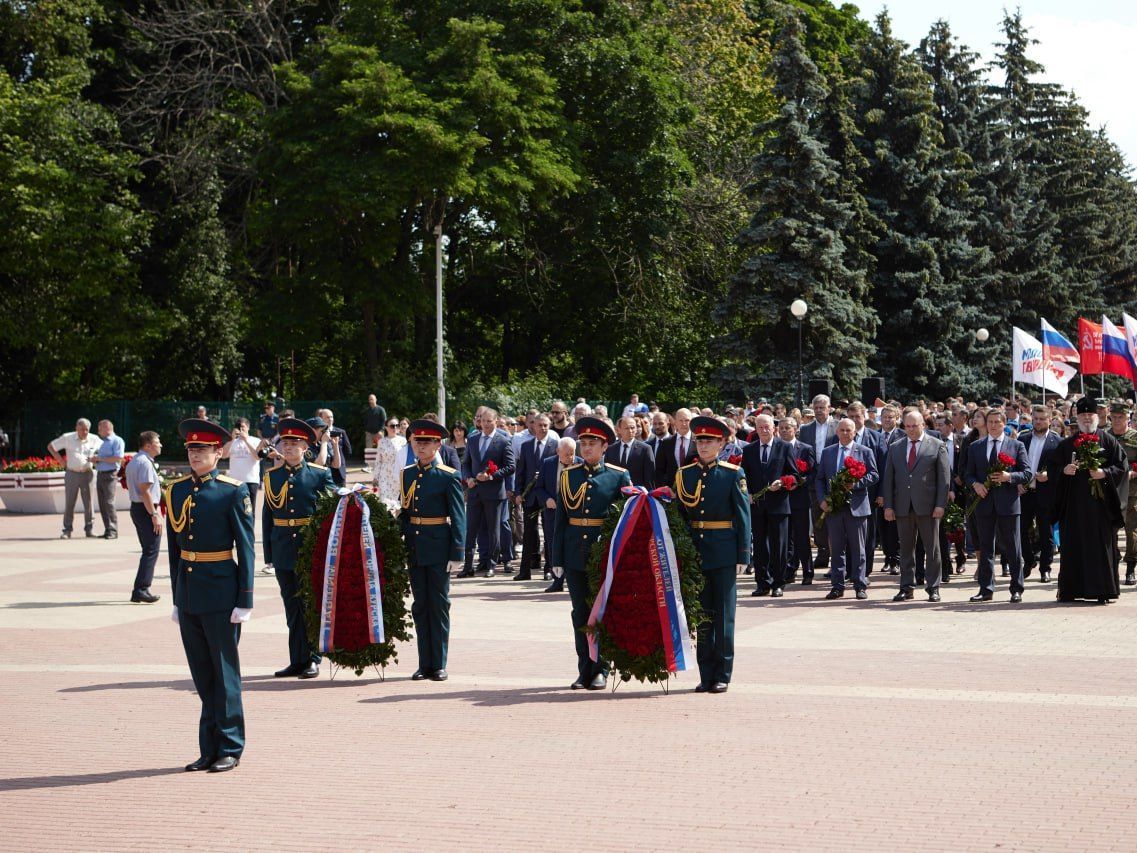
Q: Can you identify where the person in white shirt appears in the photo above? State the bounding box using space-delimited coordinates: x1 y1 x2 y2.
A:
621 393 649 420
48 418 101 539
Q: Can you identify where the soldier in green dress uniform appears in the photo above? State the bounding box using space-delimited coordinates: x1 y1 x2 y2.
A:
551 416 632 690
399 419 466 681
263 417 335 679
165 418 255 773
674 416 751 694
1106 402 1137 584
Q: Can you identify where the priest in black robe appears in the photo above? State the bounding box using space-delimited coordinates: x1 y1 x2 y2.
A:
1050 396 1126 603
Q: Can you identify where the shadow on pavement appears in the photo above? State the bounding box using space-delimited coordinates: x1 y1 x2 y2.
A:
59 675 391 694
360 683 672 707
0 766 184 791
2 601 135 609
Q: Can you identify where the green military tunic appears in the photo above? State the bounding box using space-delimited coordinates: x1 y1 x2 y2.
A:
399 460 466 674
551 461 632 683
263 461 334 667
1110 427 1137 570
164 469 255 760
675 460 750 686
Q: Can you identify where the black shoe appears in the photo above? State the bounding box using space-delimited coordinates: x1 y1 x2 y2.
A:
888 567 900 576
274 664 303 678
969 592 993 602
544 579 564 593
207 756 239 773
1125 569 1136 586
297 663 319 679
813 556 829 569
185 756 215 772
587 673 607 690
709 682 729 694
743 566 753 575
893 590 914 602
456 569 475 579
430 669 448 681
802 573 814 586
694 682 709 693
1040 570 1052 582
855 589 868 600
60 531 71 539
411 669 429 681
1057 593 1075 602
484 568 496 579
752 588 770 597
570 679 586 690
928 591 941 602
513 572 532 581
501 564 514 575
1024 566 1033 579
825 588 844 600
771 587 784 598
103 532 118 540
1001 569 1009 577
85 530 97 538
785 572 797 584
1098 597 1112 604
130 589 160 604
1009 591 1023 603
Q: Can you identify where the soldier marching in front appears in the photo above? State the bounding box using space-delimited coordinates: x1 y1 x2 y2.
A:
399 420 466 681
262 417 335 679
165 418 255 773
551 416 632 690
675 417 751 694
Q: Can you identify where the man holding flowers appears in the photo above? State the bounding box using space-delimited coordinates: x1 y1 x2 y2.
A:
817 419 878 600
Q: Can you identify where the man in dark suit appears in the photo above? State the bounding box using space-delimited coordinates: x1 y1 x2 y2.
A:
964 408 1032 602
645 411 670 456
1019 405 1061 583
458 407 516 578
779 417 816 584
605 416 656 487
742 414 798 597
877 405 904 574
817 418 879 600
513 414 559 581
532 438 581 592
799 395 838 568
827 401 886 576
655 408 696 489
882 411 950 602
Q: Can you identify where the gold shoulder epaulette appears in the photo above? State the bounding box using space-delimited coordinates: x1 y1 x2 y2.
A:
165 474 190 487
604 462 627 472
437 463 457 474
216 474 242 486
308 463 328 470
403 463 417 471
679 461 701 471
564 463 582 471
719 461 741 471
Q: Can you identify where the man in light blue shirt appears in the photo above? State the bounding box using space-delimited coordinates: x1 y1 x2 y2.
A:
125 431 163 603
92 419 126 539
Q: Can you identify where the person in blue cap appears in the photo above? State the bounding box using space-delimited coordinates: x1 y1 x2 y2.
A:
550 416 631 690
675 416 751 693
400 420 467 681
164 418 255 773
263 417 335 679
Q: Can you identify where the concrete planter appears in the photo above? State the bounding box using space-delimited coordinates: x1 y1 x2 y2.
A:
0 471 132 514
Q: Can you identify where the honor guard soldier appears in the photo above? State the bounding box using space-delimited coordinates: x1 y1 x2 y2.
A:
165 418 255 773
399 420 466 681
675 416 751 694
551 416 632 690
1106 402 1137 584
263 417 334 679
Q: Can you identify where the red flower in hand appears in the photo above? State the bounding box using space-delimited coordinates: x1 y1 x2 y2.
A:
780 475 797 491
1131 462 1137 473
843 456 868 479
727 454 743 466
485 460 498 476
997 452 1016 467
795 458 809 473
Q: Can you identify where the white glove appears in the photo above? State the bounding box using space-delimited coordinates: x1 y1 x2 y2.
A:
736 564 747 574
551 565 564 579
170 605 179 624
230 607 253 624
447 560 463 574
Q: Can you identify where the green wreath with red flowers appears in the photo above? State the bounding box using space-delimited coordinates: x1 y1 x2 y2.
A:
585 496 704 684
296 489 412 675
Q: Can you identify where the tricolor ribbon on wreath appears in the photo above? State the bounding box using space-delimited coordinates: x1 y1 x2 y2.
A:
587 485 695 672
319 484 385 653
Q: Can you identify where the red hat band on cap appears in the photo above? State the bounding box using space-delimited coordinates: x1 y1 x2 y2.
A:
412 426 445 439
577 426 607 439
279 426 309 439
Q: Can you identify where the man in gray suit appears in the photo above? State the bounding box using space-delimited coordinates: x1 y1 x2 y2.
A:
882 411 951 602
798 394 839 568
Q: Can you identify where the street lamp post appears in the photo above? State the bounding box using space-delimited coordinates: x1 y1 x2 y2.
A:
434 224 446 426
791 299 808 409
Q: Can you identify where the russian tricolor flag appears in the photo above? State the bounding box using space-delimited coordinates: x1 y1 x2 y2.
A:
1040 318 1079 363
1101 316 1136 383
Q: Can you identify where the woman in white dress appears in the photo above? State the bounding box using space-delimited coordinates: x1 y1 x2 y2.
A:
372 417 407 510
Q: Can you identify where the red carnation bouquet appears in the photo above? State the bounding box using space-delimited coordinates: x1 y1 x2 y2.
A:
484 460 498 477
751 475 798 503
965 451 1017 517
795 458 810 474
819 455 867 523
117 454 134 490
1073 432 1106 499
727 453 743 466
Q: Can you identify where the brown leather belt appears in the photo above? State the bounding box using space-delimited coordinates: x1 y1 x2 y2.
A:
409 516 448 525
181 549 233 562
568 518 605 527
273 517 311 527
690 520 732 530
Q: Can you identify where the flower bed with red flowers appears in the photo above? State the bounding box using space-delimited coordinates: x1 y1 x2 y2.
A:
1 456 65 473
296 489 411 674
585 496 703 684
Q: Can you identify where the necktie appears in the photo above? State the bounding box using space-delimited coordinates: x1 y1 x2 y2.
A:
761 444 769 465
621 443 629 467
989 439 999 466
907 441 917 471
679 436 686 465
837 446 846 469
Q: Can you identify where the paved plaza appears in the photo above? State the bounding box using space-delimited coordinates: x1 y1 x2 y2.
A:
3 502 1137 851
